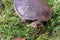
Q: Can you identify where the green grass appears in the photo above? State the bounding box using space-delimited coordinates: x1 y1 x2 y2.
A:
0 0 60 40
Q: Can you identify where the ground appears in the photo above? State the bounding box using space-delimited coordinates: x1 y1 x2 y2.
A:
0 0 60 40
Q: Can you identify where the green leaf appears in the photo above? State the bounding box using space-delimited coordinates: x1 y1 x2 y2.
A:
55 25 60 30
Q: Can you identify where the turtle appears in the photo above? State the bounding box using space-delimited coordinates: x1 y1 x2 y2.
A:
14 0 52 28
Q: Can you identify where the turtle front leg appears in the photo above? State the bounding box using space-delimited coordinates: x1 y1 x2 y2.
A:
34 24 46 35
38 24 46 34
28 20 46 34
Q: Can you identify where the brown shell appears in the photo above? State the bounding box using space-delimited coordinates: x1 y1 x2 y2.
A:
14 0 52 21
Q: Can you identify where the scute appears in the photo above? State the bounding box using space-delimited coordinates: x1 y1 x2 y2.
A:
14 0 38 20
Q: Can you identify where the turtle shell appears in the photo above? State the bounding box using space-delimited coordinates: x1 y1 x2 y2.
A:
14 0 52 21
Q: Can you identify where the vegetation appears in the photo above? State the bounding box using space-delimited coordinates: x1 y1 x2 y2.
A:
0 0 60 40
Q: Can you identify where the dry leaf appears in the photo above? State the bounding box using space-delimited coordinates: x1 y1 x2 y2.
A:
14 37 25 40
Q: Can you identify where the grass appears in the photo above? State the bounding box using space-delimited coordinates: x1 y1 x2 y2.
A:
0 0 60 40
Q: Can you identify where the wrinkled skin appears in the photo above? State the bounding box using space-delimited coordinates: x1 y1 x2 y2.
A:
14 0 52 28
